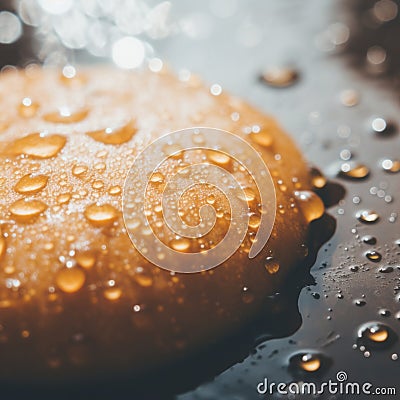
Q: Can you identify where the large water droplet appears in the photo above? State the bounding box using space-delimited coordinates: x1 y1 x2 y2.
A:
310 167 327 189
84 204 118 227
135 274 153 287
9 199 47 222
237 187 256 202
56 267 86 293
207 150 231 166
170 237 191 252
289 351 330 376
264 256 280 274
250 129 274 148
339 162 370 180
87 120 137 145
14 174 48 195
294 190 325 222
357 210 379 224
9 133 66 159
75 251 96 269
357 322 397 349
103 285 122 301
365 250 382 262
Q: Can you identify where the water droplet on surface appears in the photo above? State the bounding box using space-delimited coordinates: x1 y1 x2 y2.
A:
289 351 329 374
310 167 327 189
56 267 86 293
149 171 164 184
18 97 39 118
76 252 96 269
84 204 118 227
237 187 256 202
355 299 366 307
382 159 400 173
87 120 136 145
379 309 391 317
357 210 379 224
57 193 71 204
109 185 122 195
72 165 88 177
265 256 280 274
379 266 393 273
43 107 89 124
294 190 325 222
248 213 261 229
10 133 66 159
207 150 231 166
362 235 377 245
135 274 153 287
9 199 47 222
260 67 298 88
357 322 396 348
103 286 122 301
14 174 48 194
365 250 382 262
339 163 370 180
250 129 273 147
170 237 191 252
92 180 104 190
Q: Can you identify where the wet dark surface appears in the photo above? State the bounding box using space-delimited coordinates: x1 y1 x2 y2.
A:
1 0 400 399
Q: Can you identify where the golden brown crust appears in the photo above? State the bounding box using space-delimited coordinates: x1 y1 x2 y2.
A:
0 65 318 382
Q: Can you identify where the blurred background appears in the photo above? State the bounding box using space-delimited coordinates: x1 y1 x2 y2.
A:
1 1 399 399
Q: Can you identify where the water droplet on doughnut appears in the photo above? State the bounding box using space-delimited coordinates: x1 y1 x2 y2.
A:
14 174 48 194
56 267 86 293
87 120 136 145
294 190 324 222
84 204 118 227
10 133 66 159
9 199 47 222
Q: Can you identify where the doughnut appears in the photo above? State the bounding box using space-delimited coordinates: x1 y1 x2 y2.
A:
0 65 324 383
